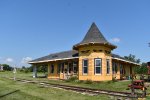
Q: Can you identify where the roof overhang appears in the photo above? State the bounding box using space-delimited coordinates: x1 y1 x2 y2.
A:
28 57 79 64
112 57 141 66
73 42 117 50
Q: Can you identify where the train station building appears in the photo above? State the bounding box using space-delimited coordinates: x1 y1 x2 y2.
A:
29 23 139 81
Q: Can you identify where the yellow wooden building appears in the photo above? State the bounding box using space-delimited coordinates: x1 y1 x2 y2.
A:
29 23 139 81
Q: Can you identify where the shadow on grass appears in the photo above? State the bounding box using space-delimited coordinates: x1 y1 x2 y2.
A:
0 90 20 98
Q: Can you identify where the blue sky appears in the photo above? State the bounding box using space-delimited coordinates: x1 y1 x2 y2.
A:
0 0 150 67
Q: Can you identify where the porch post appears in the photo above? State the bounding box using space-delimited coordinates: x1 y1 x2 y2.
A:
33 65 37 78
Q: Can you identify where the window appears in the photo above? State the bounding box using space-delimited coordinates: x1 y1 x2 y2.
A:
51 64 54 73
112 62 115 74
120 64 123 74
57 63 61 73
106 59 110 74
73 62 78 73
112 62 118 74
115 63 118 73
120 64 125 74
61 63 64 73
69 63 73 73
94 58 102 74
83 59 88 74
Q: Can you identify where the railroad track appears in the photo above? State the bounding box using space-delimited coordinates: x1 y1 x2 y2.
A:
7 77 138 99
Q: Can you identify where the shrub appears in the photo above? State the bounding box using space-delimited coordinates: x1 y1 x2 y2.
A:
77 80 84 83
112 77 117 82
66 76 78 82
85 79 93 84
106 80 113 84
24 69 29 73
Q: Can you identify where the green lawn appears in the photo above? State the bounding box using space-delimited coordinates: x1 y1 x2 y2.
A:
0 72 109 100
0 71 132 92
0 71 150 100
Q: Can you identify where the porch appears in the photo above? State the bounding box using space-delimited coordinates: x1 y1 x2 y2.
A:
112 59 138 80
32 58 79 80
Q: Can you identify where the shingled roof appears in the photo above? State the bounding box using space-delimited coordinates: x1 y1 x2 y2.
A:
29 50 139 65
29 50 78 64
73 23 117 50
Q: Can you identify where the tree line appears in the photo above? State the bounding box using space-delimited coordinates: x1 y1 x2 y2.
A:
0 64 47 73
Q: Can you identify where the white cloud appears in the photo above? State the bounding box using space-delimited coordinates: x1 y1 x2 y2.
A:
110 38 121 43
21 57 32 64
5 58 14 63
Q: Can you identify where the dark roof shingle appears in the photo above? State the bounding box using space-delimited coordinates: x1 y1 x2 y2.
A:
29 50 138 65
29 50 78 63
73 23 116 49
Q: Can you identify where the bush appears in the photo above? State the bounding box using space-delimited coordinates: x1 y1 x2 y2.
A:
85 79 93 84
112 77 117 82
106 80 113 84
77 80 84 83
24 69 29 73
66 76 78 82
0 70 5 72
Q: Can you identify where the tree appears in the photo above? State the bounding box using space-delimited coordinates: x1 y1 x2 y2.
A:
2 64 13 71
134 63 147 74
37 65 47 73
124 54 144 74
124 54 140 63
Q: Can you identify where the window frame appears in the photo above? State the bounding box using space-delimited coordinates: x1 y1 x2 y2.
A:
94 58 102 75
112 62 115 74
106 59 110 74
112 62 118 74
61 63 64 73
120 64 123 74
82 59 88 75
57 63 61 74
51 64 54 73
73 61 78 73
120 64 125 75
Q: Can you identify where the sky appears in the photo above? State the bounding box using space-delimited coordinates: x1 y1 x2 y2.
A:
0 0 150 67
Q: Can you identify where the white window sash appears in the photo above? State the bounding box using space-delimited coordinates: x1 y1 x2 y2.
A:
95 59 102 74
83 59 88 75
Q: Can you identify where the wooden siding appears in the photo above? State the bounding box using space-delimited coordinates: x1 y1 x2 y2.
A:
46 45 137 81
78 45 113 81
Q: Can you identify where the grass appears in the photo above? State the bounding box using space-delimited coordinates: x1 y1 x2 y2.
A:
0 74 109 100
0 71 132 92
0 72 109 100
1 71 150 99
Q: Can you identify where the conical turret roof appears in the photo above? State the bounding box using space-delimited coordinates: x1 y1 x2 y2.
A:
73 23 117 50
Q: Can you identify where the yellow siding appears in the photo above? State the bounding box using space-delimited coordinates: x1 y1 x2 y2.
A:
78 45 113 81
48 62 60 79
45 45 137 81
